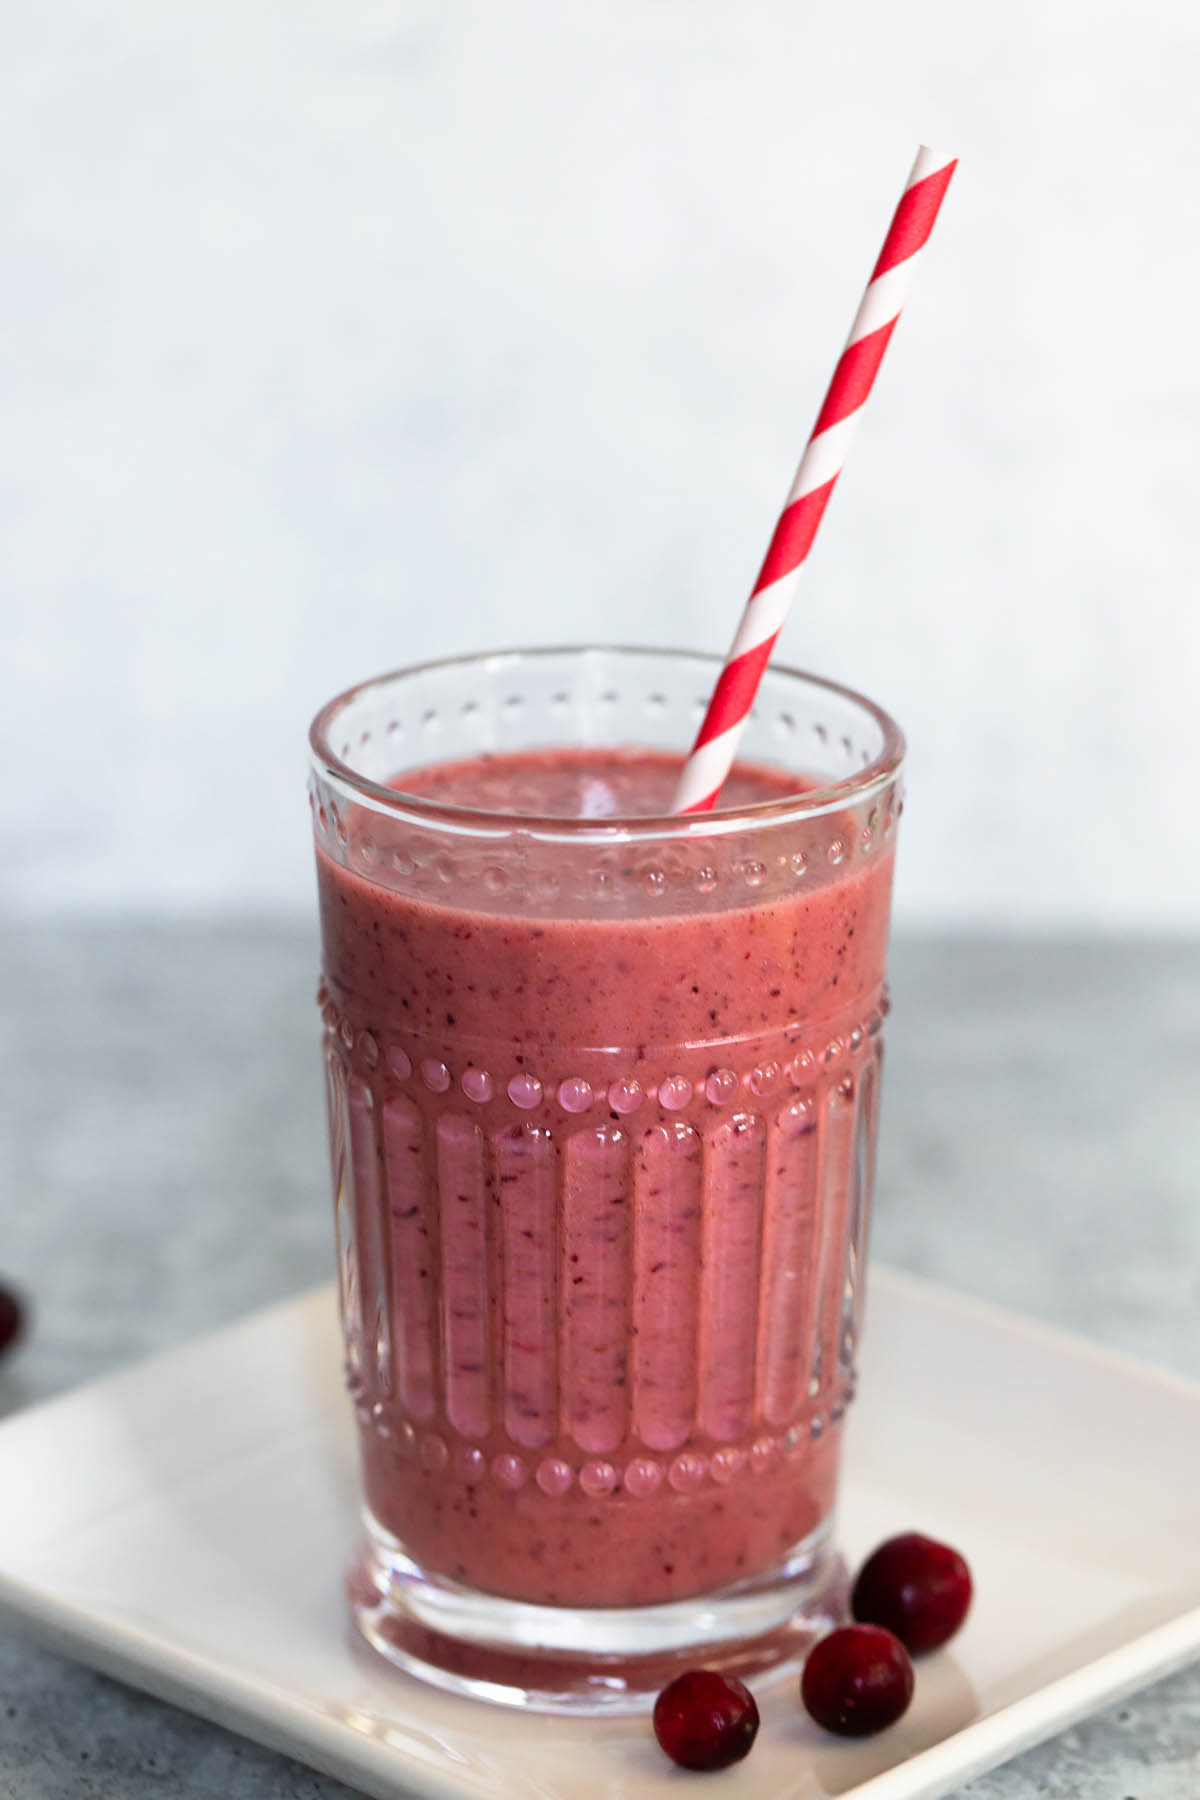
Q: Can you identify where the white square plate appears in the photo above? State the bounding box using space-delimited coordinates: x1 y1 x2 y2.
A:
0 1269 1197 1800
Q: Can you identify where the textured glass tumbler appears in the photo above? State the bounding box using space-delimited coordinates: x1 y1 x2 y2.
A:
308 647 903 1711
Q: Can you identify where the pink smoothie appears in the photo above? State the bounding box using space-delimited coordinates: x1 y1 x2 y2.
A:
316 748 894 1608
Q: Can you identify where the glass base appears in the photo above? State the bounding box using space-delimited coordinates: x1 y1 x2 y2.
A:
349 1510 846 1713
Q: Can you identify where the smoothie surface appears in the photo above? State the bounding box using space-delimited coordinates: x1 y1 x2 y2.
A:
392 746 812 819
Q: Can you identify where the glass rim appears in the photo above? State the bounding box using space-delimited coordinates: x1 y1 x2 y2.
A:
308 645 905 842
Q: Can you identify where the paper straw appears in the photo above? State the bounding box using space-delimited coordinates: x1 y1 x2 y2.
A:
672 145 957 814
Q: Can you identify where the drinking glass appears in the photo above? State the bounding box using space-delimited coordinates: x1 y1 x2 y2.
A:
308 646 903 1710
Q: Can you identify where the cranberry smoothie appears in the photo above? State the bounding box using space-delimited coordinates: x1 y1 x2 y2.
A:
316 748 895 1609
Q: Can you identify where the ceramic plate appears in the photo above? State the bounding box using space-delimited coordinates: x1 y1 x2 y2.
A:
0 1269 1197 1800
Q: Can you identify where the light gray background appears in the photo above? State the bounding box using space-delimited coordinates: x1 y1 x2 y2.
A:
4 0 1199 930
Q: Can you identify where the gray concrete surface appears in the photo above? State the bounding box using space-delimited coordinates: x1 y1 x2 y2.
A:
1 924 1197 1795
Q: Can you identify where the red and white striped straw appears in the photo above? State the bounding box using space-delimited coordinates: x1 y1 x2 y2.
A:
672 145 957 814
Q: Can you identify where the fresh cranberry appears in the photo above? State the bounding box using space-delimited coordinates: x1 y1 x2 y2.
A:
801 1625 913 1737
851 1532 973 1654
653 1669 760 1770
0 1285 24 1357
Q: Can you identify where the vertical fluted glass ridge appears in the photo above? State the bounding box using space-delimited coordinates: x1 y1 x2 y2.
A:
322 1021 884 1459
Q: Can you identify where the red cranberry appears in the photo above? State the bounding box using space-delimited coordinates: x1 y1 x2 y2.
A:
851 1532 973 1654
801 1625 913 1737
0 1285 24 1357
653 1669 760 1770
